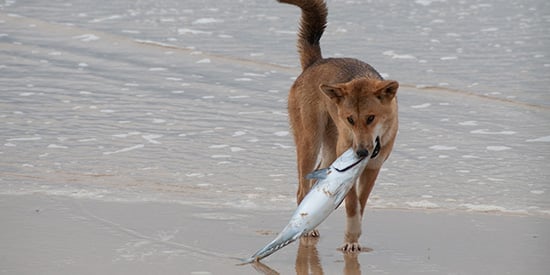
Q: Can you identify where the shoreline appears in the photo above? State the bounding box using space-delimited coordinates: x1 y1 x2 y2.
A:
2 193 548 274
2 187 548 219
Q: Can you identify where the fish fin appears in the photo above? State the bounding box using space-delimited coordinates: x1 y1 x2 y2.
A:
334 197 345 210
305 168 329 180
333 181 352 208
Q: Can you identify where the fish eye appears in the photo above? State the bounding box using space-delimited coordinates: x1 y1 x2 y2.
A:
347 116 355 125
366 115 375 125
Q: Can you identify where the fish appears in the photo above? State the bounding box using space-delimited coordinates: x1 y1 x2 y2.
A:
241 148 369 263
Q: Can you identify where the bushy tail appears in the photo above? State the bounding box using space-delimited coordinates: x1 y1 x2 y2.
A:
278 0 327 69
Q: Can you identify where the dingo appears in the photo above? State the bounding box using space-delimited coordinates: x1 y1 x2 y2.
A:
278 0 399 252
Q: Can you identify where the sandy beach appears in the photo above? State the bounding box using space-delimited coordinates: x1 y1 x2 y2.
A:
2 194 549 275
1 0 549 274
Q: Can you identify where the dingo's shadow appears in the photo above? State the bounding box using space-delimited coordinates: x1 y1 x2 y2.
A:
249 237 370 275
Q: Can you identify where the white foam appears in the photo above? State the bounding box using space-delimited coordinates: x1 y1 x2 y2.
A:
186 173 205 178
275 30 296 35
415 0 446 6
142 134 163 144
47 144 68 149
192 18 223 25
228 95 249 99
462 155 480 159
238 111 264 115
78 138 97 142
486 146 511 151
90 14 122 23
230 147 245 152
135 39 177 49
459 121 478 126
440 56 458 60
481 27 499 32
165 77 182 81
177 28 212 35
243 72 266 77
273 143 292 149
430 145 457 151
73 34 99 42
460 203 506 213
196 58 211 64
121 29 140 34
209 144 229 149
526 136 550 142
7 137 42 141
103 144 144 155
232 131 246 137
470 129 516 135
406 200 439 209
411 103 431 109
224 199 257 209
274 131 289 137
234 78 252 81
383 50 416 60
113 132 140 138
211 155 231 159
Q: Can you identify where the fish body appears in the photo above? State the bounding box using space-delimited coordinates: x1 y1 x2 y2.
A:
242 148 368 263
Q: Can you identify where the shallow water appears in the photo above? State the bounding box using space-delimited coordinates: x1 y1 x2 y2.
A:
1 0 549 215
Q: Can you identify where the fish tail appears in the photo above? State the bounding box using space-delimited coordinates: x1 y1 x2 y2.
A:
243 227 304 263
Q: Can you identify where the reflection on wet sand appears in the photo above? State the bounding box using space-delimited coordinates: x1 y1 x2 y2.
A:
295 237 323 275
251 261 279 275
251 237 366 275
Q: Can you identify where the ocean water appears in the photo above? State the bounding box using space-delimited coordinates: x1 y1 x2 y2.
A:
1 0 549 216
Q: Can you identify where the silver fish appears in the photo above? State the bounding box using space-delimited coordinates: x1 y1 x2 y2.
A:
242 148 369 263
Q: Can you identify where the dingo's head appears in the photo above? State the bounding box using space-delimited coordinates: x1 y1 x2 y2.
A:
320 78 398 159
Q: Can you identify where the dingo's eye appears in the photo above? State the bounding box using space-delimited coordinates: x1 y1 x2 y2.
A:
347 116 355 125
366 115 375 125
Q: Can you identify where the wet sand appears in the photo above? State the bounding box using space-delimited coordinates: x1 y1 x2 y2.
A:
1 193 548 274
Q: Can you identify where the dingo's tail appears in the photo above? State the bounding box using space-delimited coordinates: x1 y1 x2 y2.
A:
278 0 327 69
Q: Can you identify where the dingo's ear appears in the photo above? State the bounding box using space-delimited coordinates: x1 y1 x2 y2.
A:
375 80 399 103
320 83 347 103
